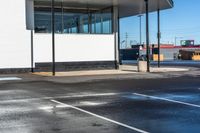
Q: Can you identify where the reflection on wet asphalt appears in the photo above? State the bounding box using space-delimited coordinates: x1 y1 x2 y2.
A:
0 76 200 133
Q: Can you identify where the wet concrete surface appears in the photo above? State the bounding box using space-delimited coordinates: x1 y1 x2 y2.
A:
123 60 200 68
0 72 200 133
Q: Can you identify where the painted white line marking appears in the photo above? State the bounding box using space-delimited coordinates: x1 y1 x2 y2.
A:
0 93 123 103
133 93 200 108
44 93 120 100
80 101 107 106
55 93 120 98
39 105 67 110
0 77 21 81
51 100 149 133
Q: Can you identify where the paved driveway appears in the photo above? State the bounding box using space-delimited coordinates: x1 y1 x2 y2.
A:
0 73 200 133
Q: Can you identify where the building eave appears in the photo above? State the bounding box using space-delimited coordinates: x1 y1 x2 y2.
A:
33 0 174 18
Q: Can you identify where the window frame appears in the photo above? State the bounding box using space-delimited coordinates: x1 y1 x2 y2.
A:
34 1 114 35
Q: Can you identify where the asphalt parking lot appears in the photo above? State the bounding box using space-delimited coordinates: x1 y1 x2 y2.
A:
0 71 200 133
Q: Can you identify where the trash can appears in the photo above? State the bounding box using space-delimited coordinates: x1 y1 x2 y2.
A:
137 55 147 72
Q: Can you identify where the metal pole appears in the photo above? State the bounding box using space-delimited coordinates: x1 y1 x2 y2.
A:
157 9 161 68
61 1 64 33
138 15 142 45
125 32 128 48
175 37 177 46
31 30 34 73
52 0 55 76
113 6 120 69
140 16 142 45
175 37 183 46
101 12 103 34
94 14 96 33
89 12 92 34
145 0 150 72
118 12 122 65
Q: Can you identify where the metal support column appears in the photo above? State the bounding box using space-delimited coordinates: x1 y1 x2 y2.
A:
145 0 150 72
31 30 34 73
52 0 56 76
118 13 122 65
88 12 92 34
113 6 120 69
157 9 161 67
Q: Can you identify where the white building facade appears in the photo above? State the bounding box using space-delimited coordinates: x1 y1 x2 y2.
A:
0 0 173 73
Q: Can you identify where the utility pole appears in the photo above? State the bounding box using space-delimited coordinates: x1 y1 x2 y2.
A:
175 37 183 46
125 32 128 48
138 15 143 45
175 37 177 46
157 9 161 68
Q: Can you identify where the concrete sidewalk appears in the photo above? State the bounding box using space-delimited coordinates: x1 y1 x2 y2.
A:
33 65 189 77
120 65 189 72
1 65 197 84
33 69 136 77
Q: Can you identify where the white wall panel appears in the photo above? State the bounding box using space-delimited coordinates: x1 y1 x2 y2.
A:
0 0 115 69
0 0 31 68
34 34 115 62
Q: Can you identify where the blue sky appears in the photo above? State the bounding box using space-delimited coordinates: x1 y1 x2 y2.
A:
120 0 200 46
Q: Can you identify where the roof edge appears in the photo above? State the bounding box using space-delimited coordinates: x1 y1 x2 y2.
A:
167 0 174 8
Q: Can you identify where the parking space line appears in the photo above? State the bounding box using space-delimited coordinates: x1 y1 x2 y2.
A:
133 93 200 108
51 99 149 133
0 92 124 103
0 77 21 81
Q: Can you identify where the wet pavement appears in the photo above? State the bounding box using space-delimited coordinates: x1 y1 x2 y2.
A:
122 60 200 68
0 72 200 133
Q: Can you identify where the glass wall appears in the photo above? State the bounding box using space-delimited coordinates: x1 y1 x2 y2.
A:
34 8 52 33
34 1 113 34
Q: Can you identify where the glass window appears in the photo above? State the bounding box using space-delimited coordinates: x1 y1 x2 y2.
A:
80 14 89 33
102 8 112 34
34 7 52 33
92 12 102 34
55 7 62 33
63 13 79 33
34 1 113 34
91 14 96 34
91 9 112 34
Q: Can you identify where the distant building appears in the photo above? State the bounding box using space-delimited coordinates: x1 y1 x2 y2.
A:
179 50 200 60
122 44 200 61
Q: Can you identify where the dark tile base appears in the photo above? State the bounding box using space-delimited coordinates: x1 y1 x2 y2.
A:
0 61 117 74
35 61 117 72
0 68 31 74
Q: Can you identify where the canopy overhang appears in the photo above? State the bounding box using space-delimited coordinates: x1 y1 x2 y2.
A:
33 0 173 18
118 0 174 18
